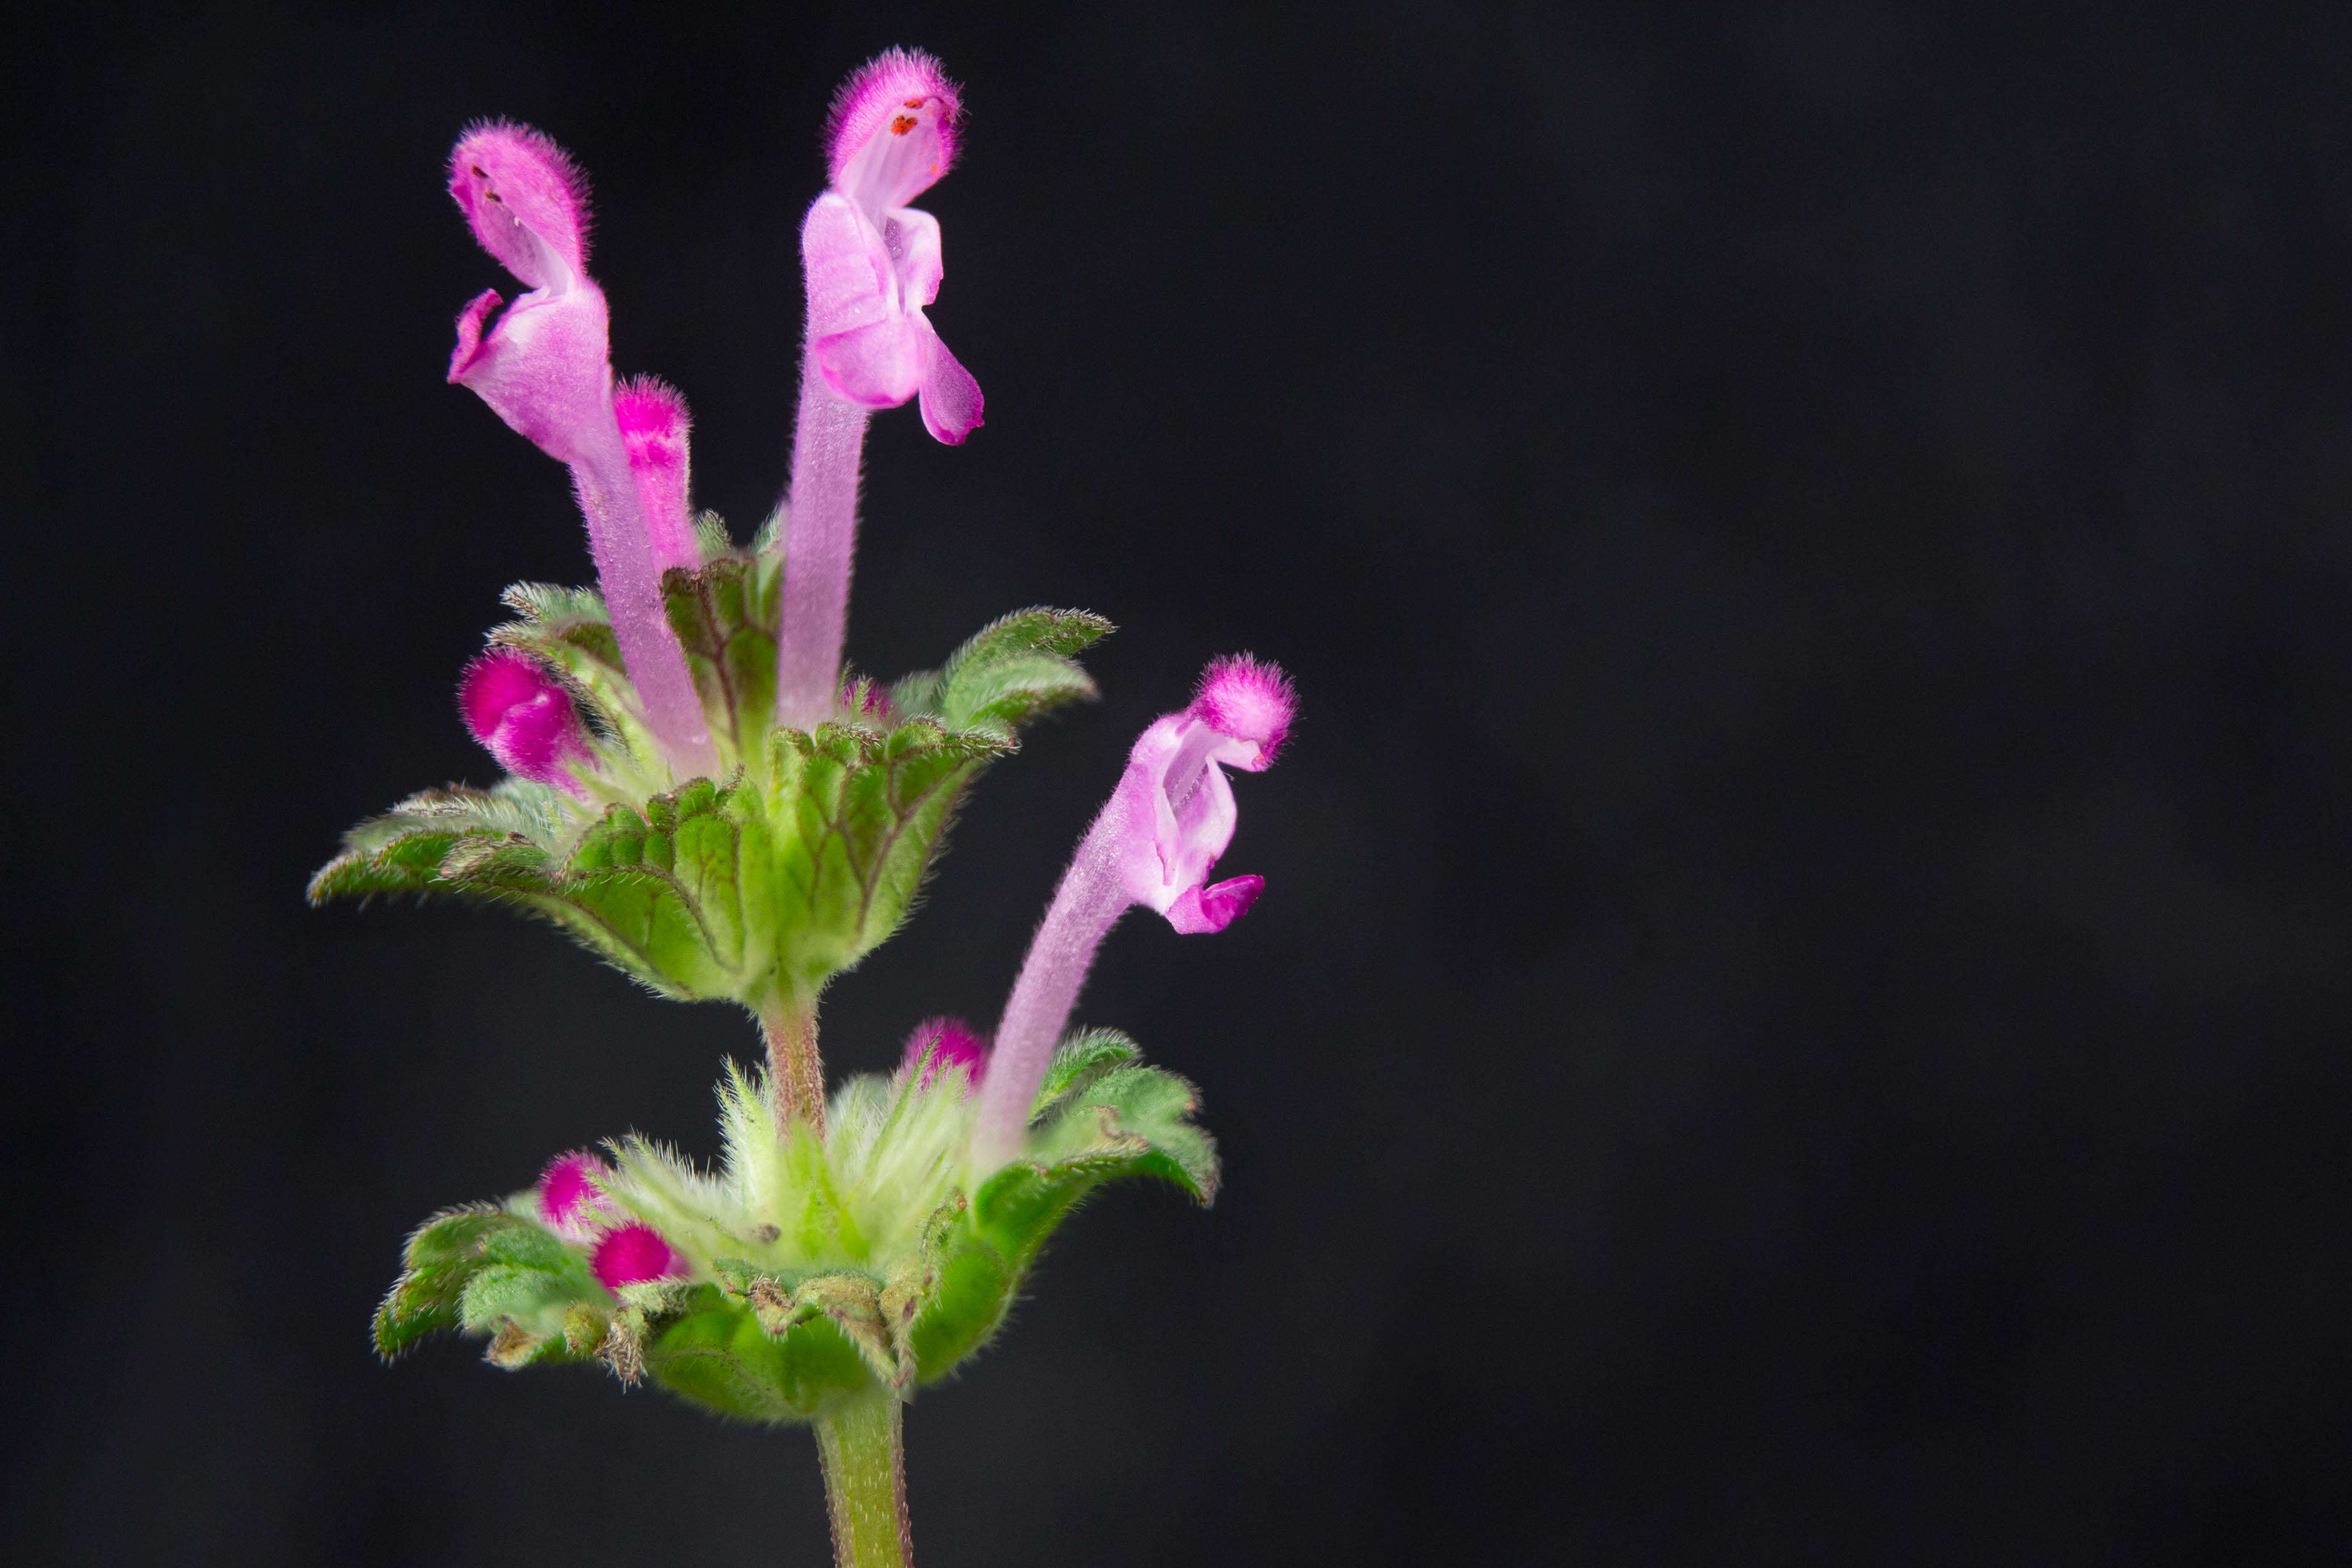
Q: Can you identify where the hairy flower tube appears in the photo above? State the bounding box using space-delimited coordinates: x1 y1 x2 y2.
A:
973 655 1297 1165
777 48 984 730
329 50 1295 1568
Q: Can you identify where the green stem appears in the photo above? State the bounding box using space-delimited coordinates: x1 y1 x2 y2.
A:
815 1391 912 1568
759 991 826 1138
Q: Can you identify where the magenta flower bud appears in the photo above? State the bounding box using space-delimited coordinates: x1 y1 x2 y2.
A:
613 377 700 574
900 1015 989 1090
973 657 1298 1163
459 649 594 794
590 1221 686 1289
443 122 715 776
838 679 896 725
534 1149 611 1243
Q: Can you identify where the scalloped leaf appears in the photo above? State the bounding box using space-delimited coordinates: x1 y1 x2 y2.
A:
529 779 766 997
896 1147 1185 1387
646 1284 876 1422
944 652 1098 739
308 787 556 903
373 1205 603 1362
662 553 782 766
898 1059 1217 1385
1030 1029 1144 1118
374 1205 522 1359
1026 1065 1218 1199
763 721 1004 991
937 608 1111 741
905 1243 1014 1383
311 729 995 1003
494 581 628 687
942 608 1115 677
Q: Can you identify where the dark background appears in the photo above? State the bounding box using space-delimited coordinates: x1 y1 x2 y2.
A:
10 2 2352 1562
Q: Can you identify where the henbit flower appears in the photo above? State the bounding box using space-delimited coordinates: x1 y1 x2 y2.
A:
901 1015 989 1090
613 377 701 575
446 122 715 776
459 648 595 794
536 1149 613 1244
970 657 1298 1164
807 48 982 438
776 49 982 731
590 1221 687 1289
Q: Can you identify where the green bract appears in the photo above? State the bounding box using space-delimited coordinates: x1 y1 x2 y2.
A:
374 1033 1217 1422
309 521 1111 1011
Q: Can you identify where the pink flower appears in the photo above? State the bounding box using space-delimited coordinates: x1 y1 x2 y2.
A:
590 1222 686 1289
1111 654 1297 929
446 124 608 464
972 656 1298 1162
613 377 700 575
443 122 715 775
1105 655 1298 934
802 49 983 445
1112 718 1264 936
900 1015 989 1090
534 1149 611 1243
459 649 594 794
775 49 985 731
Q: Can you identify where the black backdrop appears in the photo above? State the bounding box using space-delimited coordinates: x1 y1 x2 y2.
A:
11 3 2352 1563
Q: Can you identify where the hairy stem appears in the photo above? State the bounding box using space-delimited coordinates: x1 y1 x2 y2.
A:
776 357 873 731
759 991 828 1139
815 1391 912 1568
972 809 1132 1165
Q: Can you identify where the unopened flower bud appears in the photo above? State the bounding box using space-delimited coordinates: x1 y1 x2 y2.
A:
613 377 700 574
900 1015 989 1090
534 1149 611 1243
459 649 594 793
591 1222 686 1289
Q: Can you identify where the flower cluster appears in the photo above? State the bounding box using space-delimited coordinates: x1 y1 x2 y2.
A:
326 48 1296 1568
534 1151 684 1286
